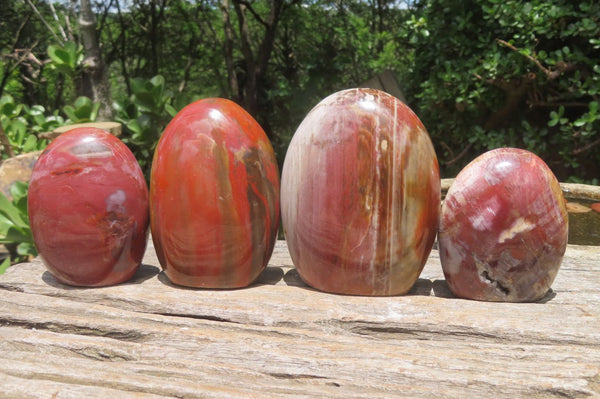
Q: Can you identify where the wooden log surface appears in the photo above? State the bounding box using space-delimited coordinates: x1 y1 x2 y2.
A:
1 240 599 398
41 122 122 140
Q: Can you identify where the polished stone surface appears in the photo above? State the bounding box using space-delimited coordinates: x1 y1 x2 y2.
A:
439 148 568 302
281 88 440 296
28 128 149 286
150 98 280 288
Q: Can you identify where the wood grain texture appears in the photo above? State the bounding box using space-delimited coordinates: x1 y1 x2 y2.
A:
1 240 599 398
281 88 440 296
150 98 280 288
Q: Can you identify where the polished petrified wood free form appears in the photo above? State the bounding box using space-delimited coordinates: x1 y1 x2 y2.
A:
281 88 440 296
150 98 280 289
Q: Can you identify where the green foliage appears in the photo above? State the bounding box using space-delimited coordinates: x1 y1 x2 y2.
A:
0 181 37 273
0 95 56 156
113 75 178 173
407 0 600 181
0 257 10 274
1 0 599 183
47 42 84 76
0 92 111 158
62 96 100 123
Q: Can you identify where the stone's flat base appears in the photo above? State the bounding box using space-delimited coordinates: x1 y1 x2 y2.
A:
1 240 599 398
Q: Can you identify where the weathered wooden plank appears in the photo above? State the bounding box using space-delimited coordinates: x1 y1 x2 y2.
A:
1 241 599 398
44 122 122 140
2 298 598 399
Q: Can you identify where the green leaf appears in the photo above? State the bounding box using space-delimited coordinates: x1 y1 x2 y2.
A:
10 182 28 216
0 257 10 274
130 78 147 94
6 119 27 138
47 42 81 72
17 241 36 257
63 105 78 121
90 102 100 121
0 226 32 245
0 213 13 235
48 45 71 66
126 119 142 135
0 192 28 230
548 111 559 126
22 134 39 153
10 181 28 203
150 75 165 93
165 104 177 117
74 99 93 119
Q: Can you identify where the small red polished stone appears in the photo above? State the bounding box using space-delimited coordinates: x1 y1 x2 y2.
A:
439 148 568 302
28 128 149 286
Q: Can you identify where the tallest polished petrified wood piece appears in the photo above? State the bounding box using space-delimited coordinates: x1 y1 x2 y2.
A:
281 88 440 296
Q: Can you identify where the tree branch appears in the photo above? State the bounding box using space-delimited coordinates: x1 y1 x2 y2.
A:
236 0 267 27
253 0 285 88
24 0 63 45
65 0 77 42
496 39 576 81
220 0 239 100
114 0 131 95
48 0 68 42
474 71 536 130
0 124 15 158
79 0 113 120
529 101 590 108
1 15 34 97
443 142 473 166
233 0 257 111
572 136 600 155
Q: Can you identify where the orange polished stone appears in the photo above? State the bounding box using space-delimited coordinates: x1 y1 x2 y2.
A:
28 128 149 286
281 88 440 296
150 98 280 288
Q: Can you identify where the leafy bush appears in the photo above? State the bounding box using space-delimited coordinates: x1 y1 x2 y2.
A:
407 0 600 182
0 95 57 156
0 93 109 157
62 96 101 123
0 181 36 273
47 42 84 77
113 75 178 175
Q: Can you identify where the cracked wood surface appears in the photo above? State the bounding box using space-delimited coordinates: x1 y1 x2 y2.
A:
0 240 599 398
